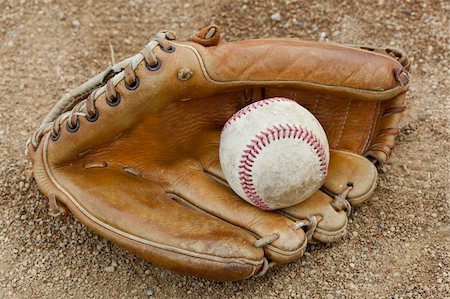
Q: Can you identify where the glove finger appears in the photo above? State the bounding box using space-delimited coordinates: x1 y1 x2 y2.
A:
171 169 307 265
282 150 377 243
51 167 265 281
201 146 348 243
322 150 378 206
280 190 347 243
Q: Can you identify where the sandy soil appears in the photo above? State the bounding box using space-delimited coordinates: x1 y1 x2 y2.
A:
0 0 449 298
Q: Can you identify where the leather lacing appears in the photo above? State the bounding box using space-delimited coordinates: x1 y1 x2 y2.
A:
252 185 352 277
331 185 352 217
29 32 176 149
352 44 409 166
364 103 407 165
48 193 68 217
254 257 276 278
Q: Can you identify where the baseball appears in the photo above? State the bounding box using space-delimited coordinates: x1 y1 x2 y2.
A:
220 97 329 210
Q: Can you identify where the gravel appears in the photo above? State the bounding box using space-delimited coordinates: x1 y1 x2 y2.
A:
0 0 449 298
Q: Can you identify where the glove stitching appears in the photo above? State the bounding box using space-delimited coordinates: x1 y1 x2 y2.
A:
334 100 351 148
311 93 320 114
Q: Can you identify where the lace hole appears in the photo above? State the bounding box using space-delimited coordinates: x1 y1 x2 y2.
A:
85 110 99 122
347 182 354 187
160 45 175 53
66 120 80 133
125 77 140 91
146 59 161 71
51 132 60 141
107 93 121 107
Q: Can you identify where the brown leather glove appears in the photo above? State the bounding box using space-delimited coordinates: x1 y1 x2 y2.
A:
27 25 409 281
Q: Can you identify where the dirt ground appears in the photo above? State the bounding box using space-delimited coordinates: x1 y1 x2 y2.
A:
1 0 449 298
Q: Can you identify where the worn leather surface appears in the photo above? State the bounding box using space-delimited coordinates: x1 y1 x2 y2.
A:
28 26 409 281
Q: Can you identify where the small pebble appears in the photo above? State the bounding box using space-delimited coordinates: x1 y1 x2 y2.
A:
319 32 327 41
104 266 115 273
271 12 282 22
71 20 80 28
146 288 154 296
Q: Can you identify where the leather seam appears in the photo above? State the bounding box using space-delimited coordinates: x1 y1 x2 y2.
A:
314 223 347 237
361 101 381 154
334 100 351 148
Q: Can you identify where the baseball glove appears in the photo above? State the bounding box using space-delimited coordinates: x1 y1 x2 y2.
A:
27 25 409 281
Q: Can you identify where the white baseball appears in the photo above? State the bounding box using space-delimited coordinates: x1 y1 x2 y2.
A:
219 97 329 210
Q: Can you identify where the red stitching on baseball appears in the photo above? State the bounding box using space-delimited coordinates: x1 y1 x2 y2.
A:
222 97 293 131
238 124 328 211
